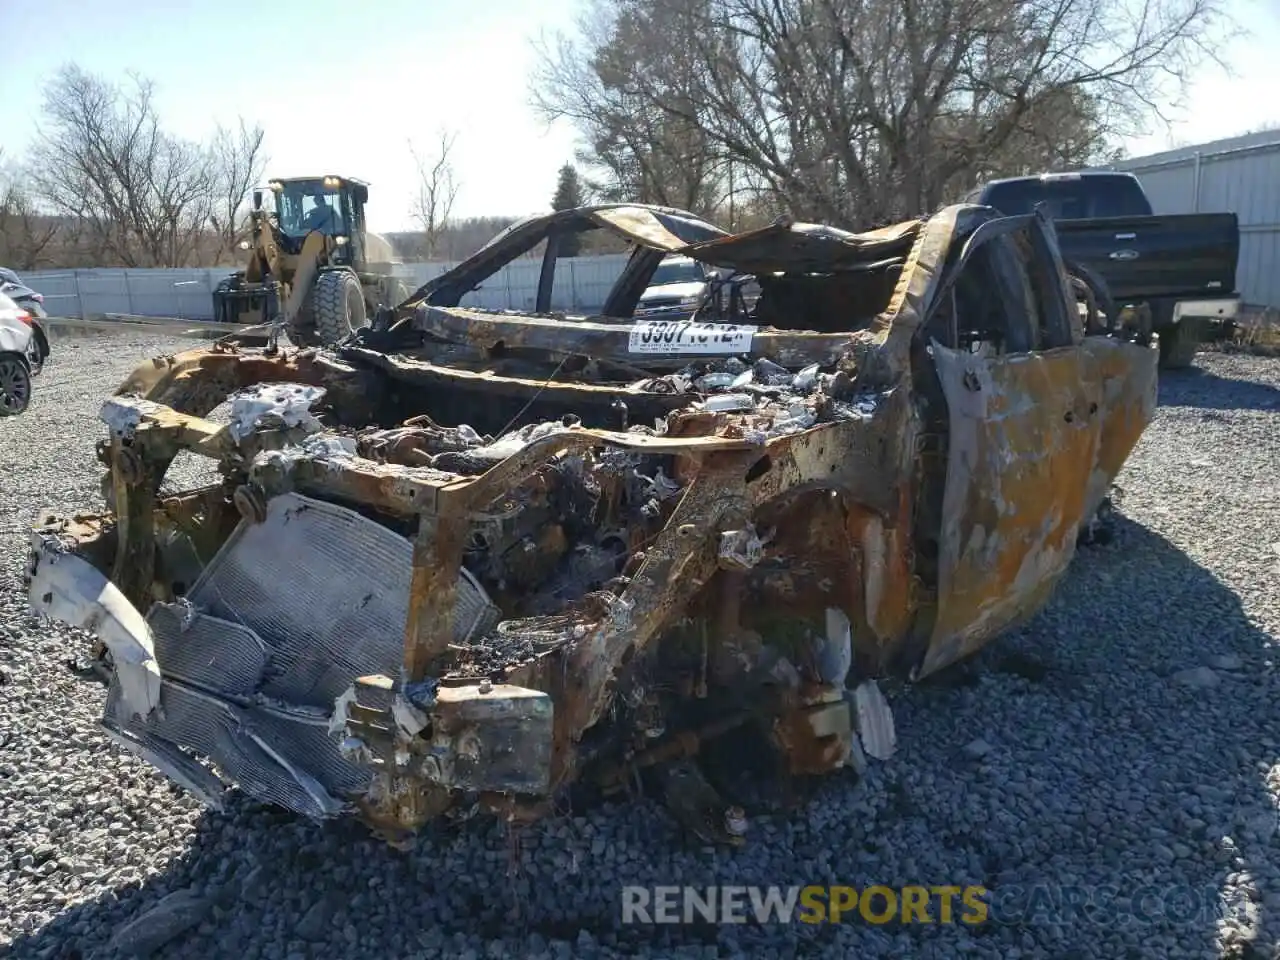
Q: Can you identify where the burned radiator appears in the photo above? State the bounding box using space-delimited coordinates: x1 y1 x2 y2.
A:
105 492 501 817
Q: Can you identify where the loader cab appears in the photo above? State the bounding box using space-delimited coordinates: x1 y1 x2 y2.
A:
270 176 369 265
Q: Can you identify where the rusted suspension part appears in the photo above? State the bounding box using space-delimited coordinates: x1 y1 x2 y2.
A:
108 434 175 609
114 445 145 487
596 711 752 795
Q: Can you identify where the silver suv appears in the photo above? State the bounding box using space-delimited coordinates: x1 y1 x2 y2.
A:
635 255 713 318
0 290 35 415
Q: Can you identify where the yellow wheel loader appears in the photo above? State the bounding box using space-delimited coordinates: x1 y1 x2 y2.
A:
211 176 410 346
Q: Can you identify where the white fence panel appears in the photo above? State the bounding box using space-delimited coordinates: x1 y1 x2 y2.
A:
17 270 83 317
552 254 631 314
18 254 641 320
22 268 223 320
122 269 220 320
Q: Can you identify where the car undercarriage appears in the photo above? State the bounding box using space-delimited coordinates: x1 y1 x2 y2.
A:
25 202 1158 846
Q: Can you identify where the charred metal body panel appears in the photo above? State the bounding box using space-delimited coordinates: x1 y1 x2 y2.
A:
26 203 1157 843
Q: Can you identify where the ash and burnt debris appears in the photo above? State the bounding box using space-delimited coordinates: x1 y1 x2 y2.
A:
166 343 889 709
345 351 881 480
330 350 876 682
630 355 880 439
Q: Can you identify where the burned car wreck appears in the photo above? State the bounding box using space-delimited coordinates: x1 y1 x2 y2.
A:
26 202 1157 846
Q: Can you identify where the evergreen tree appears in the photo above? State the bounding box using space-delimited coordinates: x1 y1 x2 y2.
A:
551 163 585 256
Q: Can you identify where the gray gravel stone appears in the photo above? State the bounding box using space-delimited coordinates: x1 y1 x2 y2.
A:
1172 666 1222 688
105 887 215 956
963 738 995 759
295 897 333 942
0 338 1277 960
1209 653 1244 671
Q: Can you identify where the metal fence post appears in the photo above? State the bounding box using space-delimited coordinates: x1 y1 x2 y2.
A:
1192 152 1202 214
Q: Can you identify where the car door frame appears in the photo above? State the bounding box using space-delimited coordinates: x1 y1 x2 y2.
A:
915 210 1113 677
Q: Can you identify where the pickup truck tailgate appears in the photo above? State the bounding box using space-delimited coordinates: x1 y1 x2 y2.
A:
1054 213 1239 302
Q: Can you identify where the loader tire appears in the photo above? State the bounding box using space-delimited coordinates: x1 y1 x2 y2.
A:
1158 321 1199 369
313 270 367 346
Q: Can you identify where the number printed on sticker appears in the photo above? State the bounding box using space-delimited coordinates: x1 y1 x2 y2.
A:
628 319 758 355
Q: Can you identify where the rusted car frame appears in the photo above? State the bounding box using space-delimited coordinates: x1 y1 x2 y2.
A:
26 202 1157 845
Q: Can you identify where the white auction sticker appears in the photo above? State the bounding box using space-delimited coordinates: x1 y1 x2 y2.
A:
628 320 758 355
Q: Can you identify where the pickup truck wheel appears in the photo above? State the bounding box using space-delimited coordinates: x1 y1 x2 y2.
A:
313 270 367 346
1158 322 1199 369
0 353 32 416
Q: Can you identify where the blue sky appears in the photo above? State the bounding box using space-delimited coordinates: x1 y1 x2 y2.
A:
2 0 1278 233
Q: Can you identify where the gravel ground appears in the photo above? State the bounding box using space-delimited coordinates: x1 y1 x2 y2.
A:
1 332 1278 960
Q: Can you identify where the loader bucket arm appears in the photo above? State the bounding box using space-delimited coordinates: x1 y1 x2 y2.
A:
243 210 284 285
283 232 330 324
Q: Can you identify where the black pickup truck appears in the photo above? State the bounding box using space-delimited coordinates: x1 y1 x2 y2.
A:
967 171 1240 368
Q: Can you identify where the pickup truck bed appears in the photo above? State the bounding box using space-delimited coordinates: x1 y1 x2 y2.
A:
970 172 1242 368
1053 213 1238 303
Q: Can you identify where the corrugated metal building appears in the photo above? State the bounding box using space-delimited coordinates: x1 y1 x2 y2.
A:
1105 128 1280 309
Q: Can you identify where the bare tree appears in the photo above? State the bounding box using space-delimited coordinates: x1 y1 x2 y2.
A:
23 64 266 268
534 0 1230 228
409 130 461 258
532 2 728 218
0 150 59 270
208 119 268 261
27 65 210 266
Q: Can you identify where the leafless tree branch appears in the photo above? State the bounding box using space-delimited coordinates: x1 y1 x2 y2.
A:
0 149 59 270
532 0 1231 227
208 119 268 260
20 64 267 267
409 130 461 258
